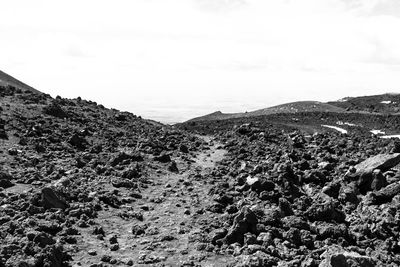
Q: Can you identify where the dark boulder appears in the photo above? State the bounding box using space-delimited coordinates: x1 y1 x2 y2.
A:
168 161 179 173
68 134 88 150
33 232 56 248
0 119 7 140
179 144 189 153
305 199 345 223
41 187 69 210
319 245 375 267
154 153 171 163
43 101 68 118
282 216 310 230
110 152 143 166
224 206 258 244
370 181 400 205
0 171 14 189
209 228 227 244
353 153 400 178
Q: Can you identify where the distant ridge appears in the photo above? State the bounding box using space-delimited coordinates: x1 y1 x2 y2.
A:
328 93 400 114
187 101 346 122
0 70 40 94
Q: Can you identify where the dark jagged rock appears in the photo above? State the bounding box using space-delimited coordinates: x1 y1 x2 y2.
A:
0 119 7 140
110 152 143 167
0 171 14 188
370 181 400 204
305 199 345 223
353 153 400 178
168 161 179 173
224 206 258 244
319 246 375 267
154 153 171 163
43 101 68 118
41 187 69 210
68 133 88 150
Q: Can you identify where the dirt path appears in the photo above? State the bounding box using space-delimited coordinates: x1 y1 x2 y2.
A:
72 136 232 266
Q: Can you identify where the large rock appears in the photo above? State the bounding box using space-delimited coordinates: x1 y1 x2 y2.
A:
68 134 88 150
0 171 14 188
351 153 400 193
110 152 143 167
354 153 400 177
154 153 171 163
43 101 68 118
370 181 400 204
305 199 345 223
41 187 69 210
0 119 7 140
246 176 275 192
236 251 278 267
224 206 258 244
319 245 375 267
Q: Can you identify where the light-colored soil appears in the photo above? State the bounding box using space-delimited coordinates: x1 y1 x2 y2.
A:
71 137 234 267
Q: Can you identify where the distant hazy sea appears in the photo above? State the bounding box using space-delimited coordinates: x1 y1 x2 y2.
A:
124 99 272 124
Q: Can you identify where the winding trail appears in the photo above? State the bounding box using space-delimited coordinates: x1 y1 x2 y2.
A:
72 136 232 266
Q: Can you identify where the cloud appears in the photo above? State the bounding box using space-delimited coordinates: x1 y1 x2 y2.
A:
372 0 400 17
65 45 88 58
1 0 400 122
194 0 247 12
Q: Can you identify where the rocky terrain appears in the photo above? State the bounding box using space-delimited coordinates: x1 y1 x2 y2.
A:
328 93 400 114
178 120 400 266
2 71 400 266
0 84 214 266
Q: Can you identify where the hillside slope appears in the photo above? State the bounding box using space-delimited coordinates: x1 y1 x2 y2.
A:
250 101 345 116
0 85 222 266
328 93 400 113
0 70 40 94
187 94 400 123
187 101 346 122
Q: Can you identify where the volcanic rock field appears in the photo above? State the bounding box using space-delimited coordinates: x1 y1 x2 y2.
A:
2 84 400 266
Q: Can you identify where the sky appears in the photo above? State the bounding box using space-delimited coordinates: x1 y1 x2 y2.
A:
1 0 400 123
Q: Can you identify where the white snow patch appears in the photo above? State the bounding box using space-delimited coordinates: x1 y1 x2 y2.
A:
321 125 348 134
381 100 392 104
371 129 385 135
336 121 357 127
380 135 400 139
246 176 258 186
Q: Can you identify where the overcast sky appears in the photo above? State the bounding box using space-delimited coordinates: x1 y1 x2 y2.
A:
1 0 400 122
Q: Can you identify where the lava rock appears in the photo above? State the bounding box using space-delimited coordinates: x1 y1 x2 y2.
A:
41 187 69 210
168 161 179 173
319 245 375 267
68 133 88 150
305 199 345 223
353 153 400 178
154 153 171 163
370 181 400 204
224 206 258 244
43 101 68 118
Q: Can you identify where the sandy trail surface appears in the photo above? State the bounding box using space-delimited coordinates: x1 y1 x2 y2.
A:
71 136 232 267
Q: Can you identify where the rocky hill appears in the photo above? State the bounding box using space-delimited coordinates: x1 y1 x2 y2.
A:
187 101 346 122
187 94 400 123
328 93 400 114
0 70 40 94
2 70 400 266
0 81 216 266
